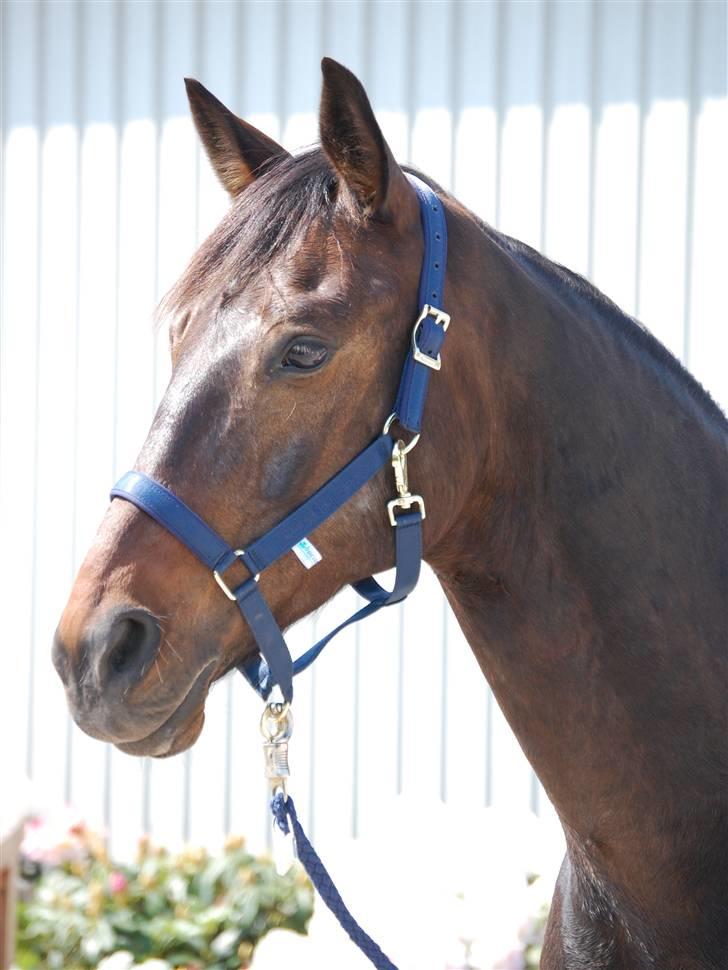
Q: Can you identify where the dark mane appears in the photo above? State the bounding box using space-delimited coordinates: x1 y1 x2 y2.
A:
161 149 346 316
478 220 728 431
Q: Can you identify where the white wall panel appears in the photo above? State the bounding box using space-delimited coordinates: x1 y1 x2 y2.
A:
70 0 120 837
543 0 593 275
281 0 322 150
453 0 499 220
498 0 545 246
31 0 80 807
638 0 694 357
1 0 41 793
108 0 163 859
2 0 726 864
591 0 643 314
687 0 728 409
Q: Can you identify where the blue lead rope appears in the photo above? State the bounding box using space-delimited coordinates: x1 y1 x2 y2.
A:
271 793 398 970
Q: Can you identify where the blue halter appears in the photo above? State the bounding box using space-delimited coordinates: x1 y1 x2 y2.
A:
110 173 449 704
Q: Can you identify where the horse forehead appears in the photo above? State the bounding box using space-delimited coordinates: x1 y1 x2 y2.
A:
285 241 331 292
271 242 349 299
166 309 263 400
271 221 398 297
267 247 399 311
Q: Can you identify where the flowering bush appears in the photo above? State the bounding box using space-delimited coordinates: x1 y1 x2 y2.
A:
16 820 313 970
439 871 550 970
17 800 556 969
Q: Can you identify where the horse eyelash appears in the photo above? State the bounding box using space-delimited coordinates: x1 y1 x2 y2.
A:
289 342 321 357
280 339 329 370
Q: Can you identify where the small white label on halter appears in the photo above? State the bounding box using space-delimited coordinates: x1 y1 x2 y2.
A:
292 537 322 569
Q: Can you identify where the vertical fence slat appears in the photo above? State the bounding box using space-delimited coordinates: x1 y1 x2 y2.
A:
241 0 283 142
367 0 410 160
107 0 164 858
196 0 237 243
685 0 728 411
542 0 593 275
0 0 41 785
591 0 642 314
453 0 499 222
68 0 120 833
322 0 365 74
637 0 693 358
410 0 453 189
134 0 201 854
281 0 322 150
497 0 545 247
30 0 80 801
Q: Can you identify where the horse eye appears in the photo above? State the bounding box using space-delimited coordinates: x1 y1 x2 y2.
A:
281 341 328 371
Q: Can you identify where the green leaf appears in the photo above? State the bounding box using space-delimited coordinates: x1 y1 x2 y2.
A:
14 945 41 969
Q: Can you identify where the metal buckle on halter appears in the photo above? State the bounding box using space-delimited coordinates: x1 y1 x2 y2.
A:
411 304 450 371
213 550 259 601
387 494 426 527
386 439 426 526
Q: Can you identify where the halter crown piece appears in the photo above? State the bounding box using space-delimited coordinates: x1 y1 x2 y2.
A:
110 173 449 970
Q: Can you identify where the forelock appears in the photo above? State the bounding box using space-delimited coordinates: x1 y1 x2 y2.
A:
159 149 361 319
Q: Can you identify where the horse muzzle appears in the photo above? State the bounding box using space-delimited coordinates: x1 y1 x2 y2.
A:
52 603 214 756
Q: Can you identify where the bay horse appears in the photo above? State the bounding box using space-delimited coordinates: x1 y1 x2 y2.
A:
53 59 727 968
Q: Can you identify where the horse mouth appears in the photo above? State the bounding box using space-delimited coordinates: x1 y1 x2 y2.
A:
115 661 215 758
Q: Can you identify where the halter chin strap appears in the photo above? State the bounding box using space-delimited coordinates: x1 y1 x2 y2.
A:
110 173 448 703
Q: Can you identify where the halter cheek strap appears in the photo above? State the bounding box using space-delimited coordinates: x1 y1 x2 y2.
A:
110 173 449 704
393 176 449 433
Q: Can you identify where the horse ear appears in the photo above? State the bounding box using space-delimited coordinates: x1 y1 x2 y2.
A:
319 58 413 219
184 78 290 197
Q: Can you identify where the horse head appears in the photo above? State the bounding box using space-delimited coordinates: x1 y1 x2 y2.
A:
52 59 476 757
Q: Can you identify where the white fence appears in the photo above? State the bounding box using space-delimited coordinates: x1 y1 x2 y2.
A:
2 0 726 860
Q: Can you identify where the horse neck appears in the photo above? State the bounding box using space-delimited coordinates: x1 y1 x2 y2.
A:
428 208 728 915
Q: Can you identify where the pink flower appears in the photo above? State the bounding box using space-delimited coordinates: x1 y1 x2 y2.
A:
108 871 128 894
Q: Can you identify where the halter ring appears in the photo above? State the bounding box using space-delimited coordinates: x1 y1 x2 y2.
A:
213 549 260 601
382 412 420 454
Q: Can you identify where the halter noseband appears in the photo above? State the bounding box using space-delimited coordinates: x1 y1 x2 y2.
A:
110 174 449 704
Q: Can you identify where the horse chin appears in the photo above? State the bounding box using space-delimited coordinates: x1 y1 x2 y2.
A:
116 705 206 758
112 660 216 758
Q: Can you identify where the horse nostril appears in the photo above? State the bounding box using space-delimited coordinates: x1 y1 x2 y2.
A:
108 617 147 675
97 607 161 691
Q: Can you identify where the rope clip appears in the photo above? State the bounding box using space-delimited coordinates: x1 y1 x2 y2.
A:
387 439 426 526
261 698 295 873
260 699 293 799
